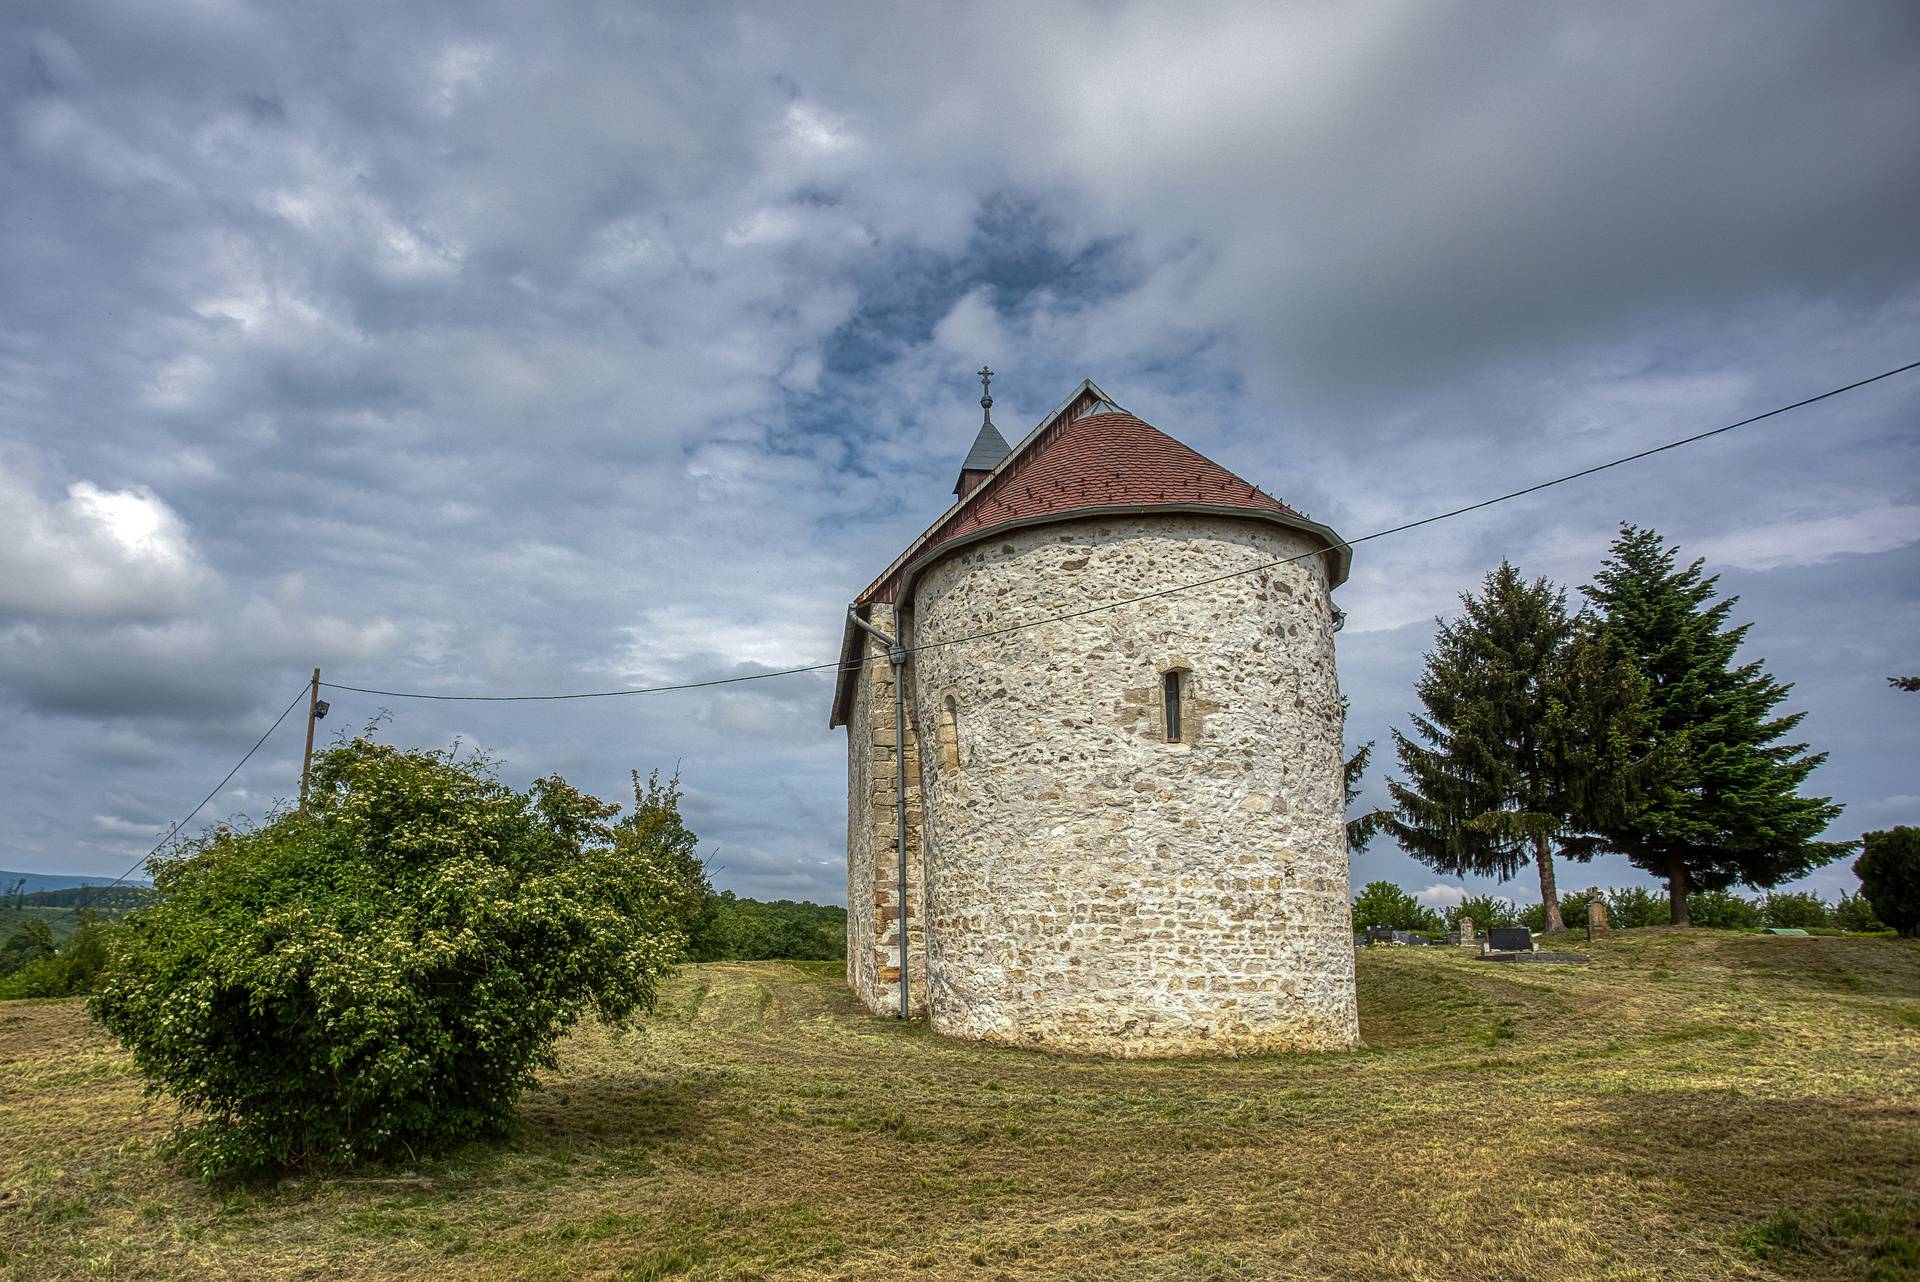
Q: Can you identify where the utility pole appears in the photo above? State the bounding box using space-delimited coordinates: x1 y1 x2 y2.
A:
300 667 321 811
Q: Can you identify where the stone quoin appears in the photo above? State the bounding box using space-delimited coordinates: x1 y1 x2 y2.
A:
829 378 1359 1056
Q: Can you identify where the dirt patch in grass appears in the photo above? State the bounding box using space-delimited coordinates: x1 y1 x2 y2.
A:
2 938 1916 1281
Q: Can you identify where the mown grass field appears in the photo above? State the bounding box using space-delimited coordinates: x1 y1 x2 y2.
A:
3 929 1916 1281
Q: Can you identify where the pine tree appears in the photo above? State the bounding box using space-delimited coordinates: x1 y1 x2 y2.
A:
1341 697 1389 853
1344 738 1386 853
1584 525 1848 925
1387 563 1644 931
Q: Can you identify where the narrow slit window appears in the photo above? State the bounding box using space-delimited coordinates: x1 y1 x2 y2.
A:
1163 670 1183 743
939 695 961 771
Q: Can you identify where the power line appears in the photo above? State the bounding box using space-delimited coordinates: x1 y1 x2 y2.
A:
322 358 1919 703
59 684 310 910
323 657 850 702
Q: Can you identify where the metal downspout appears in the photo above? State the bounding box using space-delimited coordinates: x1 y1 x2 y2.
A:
849 608 911 1020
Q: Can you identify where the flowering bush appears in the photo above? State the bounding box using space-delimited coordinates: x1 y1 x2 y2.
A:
90 735 700 1179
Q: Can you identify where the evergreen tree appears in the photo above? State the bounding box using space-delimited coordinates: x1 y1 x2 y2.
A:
1387 563 1644 931
1856 827 1920 938
1341 698 1390 853
1584 525 1848 925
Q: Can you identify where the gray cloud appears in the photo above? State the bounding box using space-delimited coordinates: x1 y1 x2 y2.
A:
2 1 1916 904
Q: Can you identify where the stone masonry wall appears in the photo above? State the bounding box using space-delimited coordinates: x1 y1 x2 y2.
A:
844 603 929 1018
905 514 1358 1056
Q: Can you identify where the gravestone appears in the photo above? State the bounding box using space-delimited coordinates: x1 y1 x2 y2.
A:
1586 887 1609 941
1486 926 1534 953
1458 915 1476 947
1478 950 1589 965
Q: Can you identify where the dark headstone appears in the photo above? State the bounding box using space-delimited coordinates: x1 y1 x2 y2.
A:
1486 926 1534 953
1391 930 1414 945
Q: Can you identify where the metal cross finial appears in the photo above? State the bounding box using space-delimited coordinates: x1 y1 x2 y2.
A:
978 365 993 411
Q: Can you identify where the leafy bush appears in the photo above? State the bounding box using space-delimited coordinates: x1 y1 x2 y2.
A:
1518 891 1594 933
1604 886 1670 928
688 892 847 961
1684 889 1764 930
0 914 114 998
1445 894 1519 931
1351 881 1443 934
0 917 55 978
609 768 711 945
1833 890 1887 933
1856 827 1920 937
1759 891 1833 929
90 735 697 1179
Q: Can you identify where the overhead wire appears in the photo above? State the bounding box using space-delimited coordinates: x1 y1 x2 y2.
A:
38 359 1916 918
319 357 1920 703
49 683 311 917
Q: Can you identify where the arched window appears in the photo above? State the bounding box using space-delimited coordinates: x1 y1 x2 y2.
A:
938 694 961 771
1162 669 1185 743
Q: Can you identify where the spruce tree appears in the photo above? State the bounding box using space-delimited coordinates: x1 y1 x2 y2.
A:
1387 563 1644 931
1341 697 1389 853
1584 524 1848 925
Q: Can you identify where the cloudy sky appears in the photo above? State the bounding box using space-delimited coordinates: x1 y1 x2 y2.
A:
3 1 1916 909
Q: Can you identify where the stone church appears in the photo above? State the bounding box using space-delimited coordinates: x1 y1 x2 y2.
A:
829 377 1358 1056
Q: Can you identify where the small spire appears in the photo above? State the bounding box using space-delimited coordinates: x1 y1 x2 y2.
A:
954 365 1011 496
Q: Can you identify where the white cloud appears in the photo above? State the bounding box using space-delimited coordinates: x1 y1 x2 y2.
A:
1414 882 1467 907
0 465 214 624
1693 504 1920 571
931 287 1011 363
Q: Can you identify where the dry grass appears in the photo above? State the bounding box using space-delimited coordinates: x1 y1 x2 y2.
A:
3 929 1917 1281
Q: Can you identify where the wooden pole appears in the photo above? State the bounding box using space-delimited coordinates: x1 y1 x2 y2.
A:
300 667 320 811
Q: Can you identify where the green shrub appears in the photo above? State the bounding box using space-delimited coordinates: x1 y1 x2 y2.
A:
1833 890 1888 933
1445 894 1519 931
90 735 695 1180
1760 891 1833 930
1350 881 1443 934
0 917 55 978
1685 889 1764 929
688 893 847 961
1604 886 1670 928
1856 827 1920 938
1517 891 1593 933
0 914 114 998
609 768 711 948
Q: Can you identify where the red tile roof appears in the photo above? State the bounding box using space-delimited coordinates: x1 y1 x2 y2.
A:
856 409 1309 605
830 381 1349 728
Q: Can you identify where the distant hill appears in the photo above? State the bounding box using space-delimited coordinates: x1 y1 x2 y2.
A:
0 869 150 895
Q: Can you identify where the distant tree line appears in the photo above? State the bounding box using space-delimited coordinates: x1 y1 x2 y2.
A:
686 892 846 962
1349 878 1891 937
0 912 116 998
4 885 153 911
